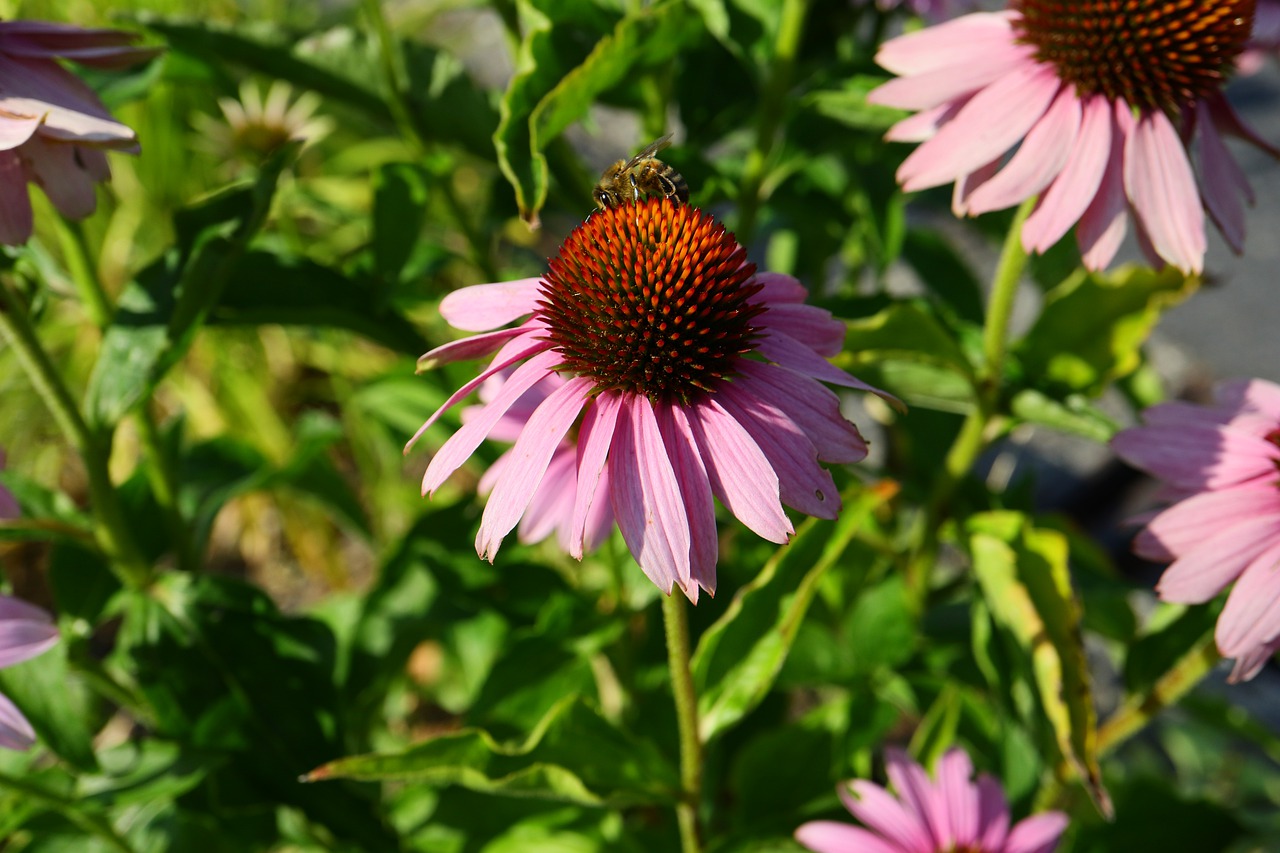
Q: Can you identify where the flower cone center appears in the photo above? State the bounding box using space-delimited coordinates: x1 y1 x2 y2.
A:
1013 0 1255 114
536 199 764 404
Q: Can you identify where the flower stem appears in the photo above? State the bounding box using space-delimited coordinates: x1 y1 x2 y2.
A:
662 592 702 853
905 199 1032 602
55 219 112 328
736 0 809 245
0 277 150 587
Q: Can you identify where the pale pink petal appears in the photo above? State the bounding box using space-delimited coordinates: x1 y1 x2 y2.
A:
753 271 809 303
0 606 58 669
1156 514 1280 603
655 402 718 598
582 464 615 554
0 692 35 750
516 444 577 547
1024 95 1113 253
570 393 623 560
609 395 691 595
405 336 550 452
1205 91 1280 159
874 12 1018 76
896 63 1060 192
756 330 903 409
439 277 543 331
871 36 1033 112
966 83 1080 215
1077 101 1130 270
1124 110 1205 274
0 149 32 245
975 774 1011 850
23 137 97 218
0 113 40 151
842 781 935 853
419 349 560 493
1113 423 1280 490
476 376 592 561
1195 100 1251 253
756 302 845 357
687 396 793 545
1135 486 1280 562
738 362 869 464
935 749 978 848
1215 378 1280 419
1228 636 1280 682
717 381 841 519
887 101 964 143
1003 812 1068 853
952 157 1001 217
416 327 528 371
1215 541 1280 658
885 749 948 849
795 821 905 853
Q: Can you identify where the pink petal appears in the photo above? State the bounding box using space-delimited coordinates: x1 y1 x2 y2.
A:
1156 513 1280 603
756 302 845 357
966 84 1080 215
756 330 903 410
753 271 809 303
1123 109 1205 274
1002 812 1068 853
1024 94 1113 253
569 393 623 560
716 381 841 519
516 450 576 546
1195 100 1251 254
439 277 543 332
871 35 1033 112
874 12 1018 76
1205 91 1280 159
1215 378 1280 420
0 149 33 245
1228 635 1280 683
975 774 1011 851
1111 423 1280 490
476 376 592 561
609 395 691 596
1076 102 1130 270
23 137 98 218
738 362 869 464
887 101 965 143
418 349 560 493
1215 540 1280 658
0 596 57 670
896 63 1060 192
416 326 528 371
885 749 948 849
952 157 1001 217
935 749 978 848
404 336 549 452
841 781 935 853
0 114 40 151
0 691 35 750
654 402 718 599
795 821 904 853
1136 486 1280 562
687 396 792 545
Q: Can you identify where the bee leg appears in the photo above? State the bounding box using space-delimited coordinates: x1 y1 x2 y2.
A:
629 171 642 202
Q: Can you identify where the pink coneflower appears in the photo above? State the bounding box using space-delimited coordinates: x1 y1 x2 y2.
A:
0 21 158 244
867 2 1276 274
0 595 59 750
407 198 888 601
1112 379 1280 682
796 747 1068 853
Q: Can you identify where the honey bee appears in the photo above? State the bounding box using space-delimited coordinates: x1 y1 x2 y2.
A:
593 134 689 209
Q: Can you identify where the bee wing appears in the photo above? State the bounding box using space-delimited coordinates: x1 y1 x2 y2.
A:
622 134 673 169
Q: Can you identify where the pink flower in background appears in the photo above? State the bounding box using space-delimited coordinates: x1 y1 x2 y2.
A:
868 3 1276 274
0 21 158 245
862 0 975 22
407 198 889 601
796 747 1068 853
1112 379 1280 682
0 595 59 750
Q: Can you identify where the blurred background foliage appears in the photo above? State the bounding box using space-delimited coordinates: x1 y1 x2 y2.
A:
0 0 1277 851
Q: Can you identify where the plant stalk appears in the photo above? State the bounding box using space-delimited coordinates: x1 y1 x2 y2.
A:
662 592 702 853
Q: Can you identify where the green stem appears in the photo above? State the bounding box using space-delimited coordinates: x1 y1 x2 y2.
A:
905 199 1032 603
0 278 149 587
55 219 111 328
736 0 808 244
0 769 136 853
662 593 702 853
136 403 195 572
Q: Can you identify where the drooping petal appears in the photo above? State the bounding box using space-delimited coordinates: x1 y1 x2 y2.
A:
952 157 1002 217
1076 101 1131 270
1228 635 1280 683
476 376 592 561
974 774 1011 851
22 137 98 218
1195 99 1252 253
516 449 577 547
655 402 718 598
0 597 57 668
935 749 978 849
1002 812 1069 853
966 82 1079 215
738 362 869 464
687 396 792 545
570 393 623 560
795 821 905 853
419 349 561 494
0 149 33 245
1112 423 1280 491
1155 513 1280 603
884 749 948 849
1024 94 1113 253
756 330 903 409
874 11 1019 76
440 277 544 331
886 100 965 143
1215 541 1280 659
1135 486 1280 563
1124 110 1206 274
1214 378 1280 420
0 692 35 750
416 326 528 371
0 113 40 151
610 395 692 596
756 302 845 357
841 781 935 853
896 63 1060 192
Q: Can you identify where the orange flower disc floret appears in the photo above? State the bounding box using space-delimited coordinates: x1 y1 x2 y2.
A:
536 198 765 404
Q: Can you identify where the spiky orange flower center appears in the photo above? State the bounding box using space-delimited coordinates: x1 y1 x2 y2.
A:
1013 0 1255 114
536 199 764 404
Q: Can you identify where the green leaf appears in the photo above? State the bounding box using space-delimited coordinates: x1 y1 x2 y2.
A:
495 0 697 224
1009 389 1119 442
307 697 678 808
1072 776 1242 853
0 636 97 771
899 229 984 325
692 482 896 742
801 75 903 133
83 144 298 429
965 511 1111 817
372 163 430 288
1014 264 1198 397
0 470 93 547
